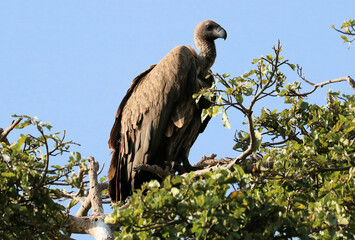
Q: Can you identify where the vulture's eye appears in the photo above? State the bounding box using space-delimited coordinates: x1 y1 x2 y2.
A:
205 24 212 30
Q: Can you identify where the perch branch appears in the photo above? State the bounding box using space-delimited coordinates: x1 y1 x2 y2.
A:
193 154 227 168
134 164 172 179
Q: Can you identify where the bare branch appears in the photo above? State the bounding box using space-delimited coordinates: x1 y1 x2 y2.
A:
88 157 104 216
72 167 104 218
64 157 114 240
294 69 354 96
134 164 172 179
0 117 23 144
65 215 117 239
193 154 228 168
0 128 10 145
61 189 86 203
98 182 108 192
75 196 92 218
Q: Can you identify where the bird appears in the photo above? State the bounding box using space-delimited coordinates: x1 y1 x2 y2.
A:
108 20 227 202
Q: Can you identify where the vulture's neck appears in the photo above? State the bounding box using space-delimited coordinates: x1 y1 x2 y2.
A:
195 39 216 73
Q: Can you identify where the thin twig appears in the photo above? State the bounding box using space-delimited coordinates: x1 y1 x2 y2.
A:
294 69 355 96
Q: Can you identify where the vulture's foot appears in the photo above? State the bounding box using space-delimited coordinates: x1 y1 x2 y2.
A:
165 159 202 175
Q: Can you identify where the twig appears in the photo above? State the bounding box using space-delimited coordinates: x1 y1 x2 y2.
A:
294 68 354 96
98 162 105 176
61 190 86 203
33 125 50 194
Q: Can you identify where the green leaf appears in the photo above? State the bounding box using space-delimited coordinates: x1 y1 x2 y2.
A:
67 199 79 210
171 187 180 197
298 101 309 110
341 35 349 42
234 164 245 178
287 63 296 70
235 93 243 104
171 175 183 185
12 134 27 153
222 111 231 129
1 172 16 178
252 58 260 64
255 128 263 149
212 106 222 116
201 108 209 122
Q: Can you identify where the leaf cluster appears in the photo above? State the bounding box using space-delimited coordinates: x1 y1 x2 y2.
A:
256 91 355 239
332 19 355 47
0 115 87 239
107 168 270 239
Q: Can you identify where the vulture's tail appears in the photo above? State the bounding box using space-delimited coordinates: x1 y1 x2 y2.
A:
108 149 131 203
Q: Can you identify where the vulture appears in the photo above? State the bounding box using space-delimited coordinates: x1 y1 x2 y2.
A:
108 20 227 202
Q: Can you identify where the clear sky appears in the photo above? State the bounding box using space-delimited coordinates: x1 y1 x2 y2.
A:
1 1 354 239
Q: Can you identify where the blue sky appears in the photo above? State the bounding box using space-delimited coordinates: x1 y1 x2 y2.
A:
1 1 354 239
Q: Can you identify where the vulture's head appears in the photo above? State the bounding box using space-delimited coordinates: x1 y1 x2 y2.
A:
194 20 227 69
194 20 227 43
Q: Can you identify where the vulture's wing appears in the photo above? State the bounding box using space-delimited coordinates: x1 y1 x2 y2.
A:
108 46 198 202
108 64 156 150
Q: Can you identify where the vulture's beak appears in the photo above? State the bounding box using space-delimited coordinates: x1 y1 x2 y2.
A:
216 26 227 40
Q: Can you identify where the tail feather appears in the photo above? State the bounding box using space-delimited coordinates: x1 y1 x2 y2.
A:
108 150 131 203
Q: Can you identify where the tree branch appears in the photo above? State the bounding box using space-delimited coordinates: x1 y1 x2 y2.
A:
63 157 114 240
0 117 23 144
134 164 172 179
293 68 355 96
88 157 104 216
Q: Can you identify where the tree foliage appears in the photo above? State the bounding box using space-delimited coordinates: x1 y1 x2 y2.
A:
332 18 355 47
0 116 87 239
1 21 354 240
